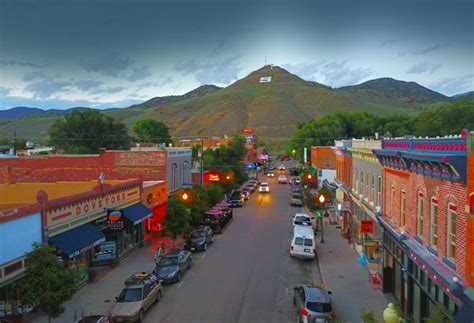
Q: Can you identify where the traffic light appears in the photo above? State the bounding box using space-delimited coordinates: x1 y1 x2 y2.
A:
180 190 191 203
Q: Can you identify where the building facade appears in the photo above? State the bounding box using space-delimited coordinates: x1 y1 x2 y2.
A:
311 146 337 187
373 134 471 321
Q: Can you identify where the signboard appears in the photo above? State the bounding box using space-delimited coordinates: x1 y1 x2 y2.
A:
209 174 220 182
259 154 269 160
46 185 140 227
245 135 253 145
107 210 124 230
363 241 379 247
259 76 272 83
360 220 374 234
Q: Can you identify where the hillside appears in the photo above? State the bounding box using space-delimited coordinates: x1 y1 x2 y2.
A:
0 66 454 143
337 77 450 108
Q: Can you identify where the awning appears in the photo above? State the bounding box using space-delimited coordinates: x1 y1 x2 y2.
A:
49 223 105 259
122 203 153 225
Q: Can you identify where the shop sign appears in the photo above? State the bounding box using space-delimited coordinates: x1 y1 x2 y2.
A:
47 186 140 226
360 220 374 234
363 240 379 247
107 210 124 230
209 173 220 182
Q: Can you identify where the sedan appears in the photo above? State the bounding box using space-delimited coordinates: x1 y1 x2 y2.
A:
185 226 214 252
267 172 275 178
153 250 192 284
278 165 286 170
278 175 288 184
258 182 270 193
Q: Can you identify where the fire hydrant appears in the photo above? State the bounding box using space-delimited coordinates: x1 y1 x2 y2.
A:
383 303 400 323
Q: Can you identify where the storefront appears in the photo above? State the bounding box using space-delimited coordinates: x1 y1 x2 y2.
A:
142 181 168 241
40 180 151 286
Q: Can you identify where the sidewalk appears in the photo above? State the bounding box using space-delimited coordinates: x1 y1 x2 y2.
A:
316 223 388 323
33 236 184 323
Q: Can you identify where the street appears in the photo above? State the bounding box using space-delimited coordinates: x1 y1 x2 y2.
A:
146 168 321 322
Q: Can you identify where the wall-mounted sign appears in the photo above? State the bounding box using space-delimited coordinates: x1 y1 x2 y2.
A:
360 220 374 234
209 174 220 182
107 210 124 230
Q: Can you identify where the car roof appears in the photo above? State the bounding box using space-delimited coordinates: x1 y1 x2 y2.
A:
164 249 182 257
261 182 268 185
303 285 331 303
293 225 314 236
294 213 310 218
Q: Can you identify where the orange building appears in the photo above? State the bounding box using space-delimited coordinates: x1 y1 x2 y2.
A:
311 146 336 169
466 133 474 293
176 137 233 150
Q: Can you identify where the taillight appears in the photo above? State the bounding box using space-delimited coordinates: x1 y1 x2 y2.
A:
301 308 310 317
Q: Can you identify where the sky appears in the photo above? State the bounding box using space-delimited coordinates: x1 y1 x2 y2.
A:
0 0 473 110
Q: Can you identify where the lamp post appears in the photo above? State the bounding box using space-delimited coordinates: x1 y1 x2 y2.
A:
318 194 326 244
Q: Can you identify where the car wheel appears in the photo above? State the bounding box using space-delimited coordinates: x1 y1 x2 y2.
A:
176 272 181 282
138 309 145 322
156 290 162 303
203 242 207 251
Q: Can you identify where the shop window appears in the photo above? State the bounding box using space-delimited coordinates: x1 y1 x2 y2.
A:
430 198 438 247
400 191 406 227
377 176 382 207
417 192 424 236
390 186 395 220
447 205 456 259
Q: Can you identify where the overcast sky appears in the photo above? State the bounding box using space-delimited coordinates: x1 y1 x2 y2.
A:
0 0 473 110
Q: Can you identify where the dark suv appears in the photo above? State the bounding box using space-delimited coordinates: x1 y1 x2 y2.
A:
293 285 335 322
204 207 233 233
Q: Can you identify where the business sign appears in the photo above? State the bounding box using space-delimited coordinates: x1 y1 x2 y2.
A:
360 220 374 234
46 185 140 227
107 210 124 230
259 154 269 160
209 174 220 182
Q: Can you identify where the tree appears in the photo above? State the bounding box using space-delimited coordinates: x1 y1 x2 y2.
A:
187 187 210 226
133 118 172 145
20 243 79 322
0 135 28 151
203 184 224 206
164 195 192 241
48 109 131 154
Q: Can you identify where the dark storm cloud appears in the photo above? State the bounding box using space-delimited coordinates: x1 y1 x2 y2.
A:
0 59 44 68
81 52 133 78
406 62 442 75
74 80 103 91
173 56 242 84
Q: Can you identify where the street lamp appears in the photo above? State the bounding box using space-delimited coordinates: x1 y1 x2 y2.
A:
317 194 327 243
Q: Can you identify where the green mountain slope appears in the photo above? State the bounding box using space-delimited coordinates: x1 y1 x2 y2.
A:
0 66 452 143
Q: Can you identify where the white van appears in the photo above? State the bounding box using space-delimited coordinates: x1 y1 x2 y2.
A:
290 225 315 259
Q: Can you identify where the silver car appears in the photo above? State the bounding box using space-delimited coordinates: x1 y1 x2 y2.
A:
293 285 335 322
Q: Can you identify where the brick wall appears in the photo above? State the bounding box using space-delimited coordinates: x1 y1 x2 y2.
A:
311 146 336 169
466 150 474 287
0 150 167 184
383 166 468 280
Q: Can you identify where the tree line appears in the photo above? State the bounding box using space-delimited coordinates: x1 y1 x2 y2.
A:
288 100 474 159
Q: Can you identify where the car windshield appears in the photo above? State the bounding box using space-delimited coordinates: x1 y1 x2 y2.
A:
158 257 178 266
191 230 205 238
295 237 304 245
117 288 142 302
307 302 333 313
261 183 268 187
304 239 313 246
292 194 302 199
295 216 310 222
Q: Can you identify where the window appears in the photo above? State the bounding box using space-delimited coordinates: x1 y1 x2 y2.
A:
172 164 177 190
355 169 359 193
377 176 382 207
447 205 456 259
371 174 375 202
430 198 438 247
295 237 304 245
366 172 369 197
182 161 189 183
360 170 364 195
390 186 395 220
400 192 406 226
417 193 424 236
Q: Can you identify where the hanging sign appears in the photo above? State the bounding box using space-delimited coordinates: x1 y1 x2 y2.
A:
107 210 124 230
360 220 374 234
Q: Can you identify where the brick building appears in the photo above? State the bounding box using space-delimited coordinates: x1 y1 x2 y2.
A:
332 140 352 236
311 146 336 187
373 134 471 321
176 136 233 150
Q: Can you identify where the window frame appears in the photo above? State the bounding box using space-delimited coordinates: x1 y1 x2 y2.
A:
400 191 406 227
390 186 395 220
430 197 438 247
377 176 382 207
417 192 424 236
447 204 456 259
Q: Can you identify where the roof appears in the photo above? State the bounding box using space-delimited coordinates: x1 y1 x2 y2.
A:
293 225 314 237
304 286 330 303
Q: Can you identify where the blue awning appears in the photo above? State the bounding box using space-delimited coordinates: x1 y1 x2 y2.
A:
49 223 105 259
122 203 153 225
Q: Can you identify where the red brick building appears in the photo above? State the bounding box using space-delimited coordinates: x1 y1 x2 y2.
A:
373 134 471 321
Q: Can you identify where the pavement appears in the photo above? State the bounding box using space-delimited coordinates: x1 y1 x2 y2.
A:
316 223 388 322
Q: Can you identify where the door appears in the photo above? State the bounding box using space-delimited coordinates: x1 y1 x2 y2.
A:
142 285 152 310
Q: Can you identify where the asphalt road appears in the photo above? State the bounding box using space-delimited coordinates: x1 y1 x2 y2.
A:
146 165 322 323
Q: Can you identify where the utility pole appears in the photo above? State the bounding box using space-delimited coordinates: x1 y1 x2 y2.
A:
12 128 17 156
200 136 204 188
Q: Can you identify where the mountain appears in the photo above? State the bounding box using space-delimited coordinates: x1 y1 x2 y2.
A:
452 91 474 98
0 107 44 119
337 77 449 107
0 66 451 142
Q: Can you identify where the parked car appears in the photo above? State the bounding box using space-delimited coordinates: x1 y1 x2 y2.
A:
230 197 243 208
259 182 270 193
185 226 214 252
109 272 162 322
291 187 303 194
293 285 335 322
204 208 232 233
278 175 288 184
289 193 304 206
292 213 315 229
242 188 251 200
153 250 192 284
290 225 315 259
